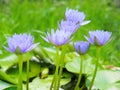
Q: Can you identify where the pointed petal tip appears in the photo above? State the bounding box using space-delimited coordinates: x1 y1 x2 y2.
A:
3 46 13 52
41 36 49 42
80 20 91 26
25 43 40 52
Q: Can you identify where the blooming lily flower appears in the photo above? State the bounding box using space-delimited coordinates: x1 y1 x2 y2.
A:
42 29 71 46
74 41 90 55
65 8 90 25
85 30 112 46
59 20 80 34
4 33 39 53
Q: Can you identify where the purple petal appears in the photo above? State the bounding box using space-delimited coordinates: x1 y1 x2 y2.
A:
85 30 112 46
3 46 15 52
43 29 71 46
84 35 94 44
74 41 89 54
5 33 38 53
25 43 40 52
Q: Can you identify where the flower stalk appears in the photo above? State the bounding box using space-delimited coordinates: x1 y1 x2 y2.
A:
26 58 30 90
17 54 23 90
58 45 67 88
54 47 60 90
74 55 83 90
74 41 89 90
89 47 101 90
50 47 60 90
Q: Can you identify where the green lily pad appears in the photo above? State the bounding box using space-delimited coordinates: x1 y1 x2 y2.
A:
64 52 78 63
0 80 11 90
0 70 17 84
29 61 41 78
29 75 71 90
3 86 17 90
0 54 18 71
34 47 81 65
88 70 120 90
6 60 41 82
65 55 94 74
0 53 32 71
33 46 56 64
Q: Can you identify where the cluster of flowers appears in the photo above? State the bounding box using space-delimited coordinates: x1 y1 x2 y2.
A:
4 8 111 55
42 8 90 47
4 8 112 90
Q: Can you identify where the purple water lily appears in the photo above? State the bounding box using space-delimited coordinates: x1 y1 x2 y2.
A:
59 20 80 34
85 30 112 46
4 33 39 53
65 8 90 25
42 29 71 46
74 41 89 55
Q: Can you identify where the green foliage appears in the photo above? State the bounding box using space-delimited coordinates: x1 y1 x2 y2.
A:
65 55 95 74
0 45 119 89
0 0 120 65
88 70 120 90
0 0 120 90
28 76 70 90
0 80 11 90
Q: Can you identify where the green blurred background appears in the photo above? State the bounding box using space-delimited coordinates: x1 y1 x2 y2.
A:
0 0 120 66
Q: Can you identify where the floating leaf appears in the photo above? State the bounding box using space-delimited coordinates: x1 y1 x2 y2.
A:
0 54 18 71
0 80 11 90
3 86 17 90
6 60 41 82
33 46 56 64
0 70 17 84
65 55 94 74
88 70 120 90
0 53 32 71
29 76 70 90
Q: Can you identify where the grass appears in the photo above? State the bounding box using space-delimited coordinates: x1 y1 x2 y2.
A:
0 0 120 66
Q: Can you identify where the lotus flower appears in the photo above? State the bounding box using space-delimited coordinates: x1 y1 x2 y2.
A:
85 30 112 46
59 20 80 34
4 33 39 53
74 41 90 55
65 8 90 25
42 29 71 46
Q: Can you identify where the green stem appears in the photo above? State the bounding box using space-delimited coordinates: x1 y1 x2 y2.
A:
26 58 29 90
17 54 23 90
50 47 60 90
50 76 55 90
74 55 83 90
89 47 101 90
54 47 60 90
58 66 63 87
58 46 66 88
